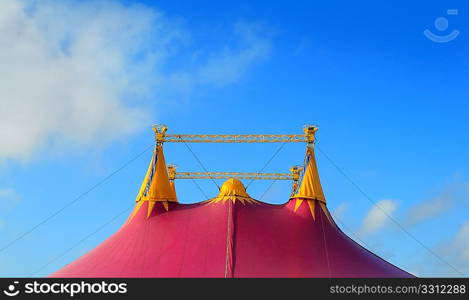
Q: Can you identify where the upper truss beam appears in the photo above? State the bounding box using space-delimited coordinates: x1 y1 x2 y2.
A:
152 124 318 144
174 171 293 180
164 134 306 143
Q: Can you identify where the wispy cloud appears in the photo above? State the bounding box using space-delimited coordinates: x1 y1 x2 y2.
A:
0 0 167 161
437 221 469 275
197 22 272 85
359 199 397 236
0 188 20 210
404 182 469 226
0 188 21 229
0 0 273 162
331 202 349 221
432 221 469 276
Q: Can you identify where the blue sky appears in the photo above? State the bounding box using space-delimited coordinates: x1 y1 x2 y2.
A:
0 0 468 277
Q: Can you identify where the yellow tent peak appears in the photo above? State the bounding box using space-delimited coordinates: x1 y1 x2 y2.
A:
129 145 177 221
146 145 177 203
290 138 332 221
291 146 326 203
209 178 258 204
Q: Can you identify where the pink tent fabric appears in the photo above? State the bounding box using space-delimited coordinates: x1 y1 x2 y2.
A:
51 198 412 278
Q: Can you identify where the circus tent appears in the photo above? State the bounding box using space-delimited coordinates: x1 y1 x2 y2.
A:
51 126 412 278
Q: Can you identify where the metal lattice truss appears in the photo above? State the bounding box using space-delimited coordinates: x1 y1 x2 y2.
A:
174 171 294 180
163 134 306 143
156 124 314 196
152 124 318 144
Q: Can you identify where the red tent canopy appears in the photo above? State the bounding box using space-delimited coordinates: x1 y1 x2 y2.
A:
52 129 412 278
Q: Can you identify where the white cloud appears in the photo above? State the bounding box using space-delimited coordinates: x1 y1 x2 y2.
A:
0 0 272 162
0 0 168 161
404 182 469 226
0 188 20 227
431 221 469 276
197 22 272 85
442 222 469 269
331 202 348 221
0 188 20 207
449 222 469 264
403 221 469 277
359 199 397 236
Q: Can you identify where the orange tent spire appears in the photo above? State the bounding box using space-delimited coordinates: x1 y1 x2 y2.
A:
292 146 325 202
128 145 177 222
209 178 258 204
290 126 331 222
146 145 177 202
145 145 177 216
